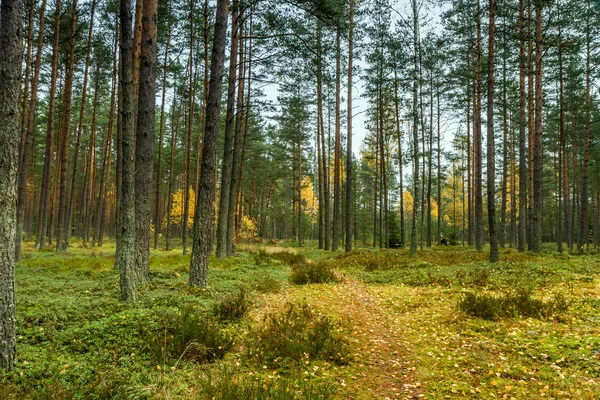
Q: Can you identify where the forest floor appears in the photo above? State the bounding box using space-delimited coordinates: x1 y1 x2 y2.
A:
1 240 599 399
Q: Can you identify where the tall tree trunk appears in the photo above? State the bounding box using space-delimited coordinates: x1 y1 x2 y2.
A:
117 0 138 302
466 50 472 246
56 0 78 252
474 0 483 252
345 0 354 252
437 81 441 245
532 2 543 253
427 69 433 247
134 0 158 281
486 0 498 262
228 18 246 254
332 27 342 252
317 25 329 251
154 0 172 250
190 0 229 287
394 76 405 247
0 0 23 369
518 0 527 252
16 0 47 258
65 0 96 248
578 13 591 252
216 0 239 259
499 34 508 249
409 0 420 258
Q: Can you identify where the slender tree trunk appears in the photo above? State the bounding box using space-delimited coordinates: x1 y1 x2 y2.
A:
518 0 527 252
500 35 508 249
332 27 342 252
394 76 405 247
134 0 157 281
154 0 172 250
56 0 78 252
216 1 239 259
317 26 329 251
578 14 591 252
474 0 483 252
16 0 46 258
427 70 433 247
345 0 354 252
466 50 472 246
190 0 229 287
532 2 543 253
117 0 137 301
65 0 96 249
228 18 246 254
437 82 441 245
0 0 23 369
487 0 498 262
409 0 420 258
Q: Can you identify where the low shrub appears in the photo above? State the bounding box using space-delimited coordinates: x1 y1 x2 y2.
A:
289 261 339 285
197 367 337 400
459 288 569 321
469 267 492 287
141 304 233 364
252 274 282 293
213 288 251 322
249 303 350 367
251 250 273 266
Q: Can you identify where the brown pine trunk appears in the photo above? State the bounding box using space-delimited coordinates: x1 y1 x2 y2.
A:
17 0 47 258
190 0 229 287
332 27 342 251
394 76 405 247
532 2 543 253
518 0 527 252
56 0 78 252
345 0 354 252
216 0 239 259
117 0 138 301
134 0 158 281
154 0 172 250
578 14 591 251
0 0 23 370
486 0 498 262
66 0 97 246
409 0 420 258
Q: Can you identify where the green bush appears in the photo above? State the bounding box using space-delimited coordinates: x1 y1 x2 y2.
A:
252 275 282 293
249 303 350 367
213 288 251 322
251 250 273 266
289 261 339 285
197 367 337 399
459 288 569 321
141 304 234 364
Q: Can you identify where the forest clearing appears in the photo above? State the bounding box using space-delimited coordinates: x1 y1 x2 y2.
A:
0 240 598 399
2 0 600 397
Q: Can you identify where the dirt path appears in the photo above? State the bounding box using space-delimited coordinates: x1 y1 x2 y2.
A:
263 278 422 399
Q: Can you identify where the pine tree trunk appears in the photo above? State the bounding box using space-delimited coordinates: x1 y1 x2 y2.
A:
578 15 591 252
216 1 239 259
133 0 158 281
56 0 78 252
332 27 342 252
532 3 543 253
17 0 46 258
394 76 405 247
345 0 354 252
409 0 420 258
117 0 138 301
66 0 96 247
486 0 498 262
190 0 229 287
474 0 484 252
154 1 172 250
518 0 527 252
0 0 23 369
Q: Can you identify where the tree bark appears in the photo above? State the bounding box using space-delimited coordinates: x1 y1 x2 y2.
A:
117 0 138 302
409 0 420 258
55 0 78 252
216 1 239 259
345 0 354 252
532 2 543 253
190 0 229 287
0 0 22 370
486 0 498 262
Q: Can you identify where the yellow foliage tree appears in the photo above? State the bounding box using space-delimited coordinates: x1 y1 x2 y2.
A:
162 188 196 229
300 176 318 222
238 215 258 240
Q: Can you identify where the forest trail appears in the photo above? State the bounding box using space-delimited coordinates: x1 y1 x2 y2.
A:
262 278 422 400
